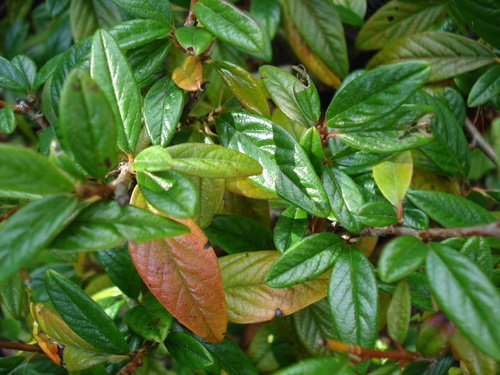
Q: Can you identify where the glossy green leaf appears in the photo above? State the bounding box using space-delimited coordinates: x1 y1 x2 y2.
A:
137 170 198 218
131 146 173 172
250 0 281 40
33 54 63 92
377 271 433 311
193 0 264 53
124 292 173 342
468 64 500 107
335 4 364 27
95 244 143 299
60 68 117 180
11 55 36 92
109 19 170 50
188 175 225 229
213 60 270 118
111 0 174 25
387 279 411 344
45 269 129 354
0 273 24 319
204 215 275 254
367 32 496 82
328 246 378 347
326 61 431 127
300 127 323 176
292 66 321 122
0 56 27 91
127 39 171 87
323 166 365 233
165 331 214 369
356 201 398 227
407 190 496 227
266 233 344 288
0 104 15 134
90 29 141 153
0 357 26 375
426 243 500 361
332 147 387 168
273 357 352 375
47 200 189 252
273 205 308 253
216 112 330 217
373 151 413 209
70 0 123 42
356 1 447 50
459 236 493 279
284 0 347 79
455 0 500 49
409 90 470 177
378 236 427 283
441 86 466 126
259 65 312 127
176 26 214 56
143 75 186 148
0 195 79 284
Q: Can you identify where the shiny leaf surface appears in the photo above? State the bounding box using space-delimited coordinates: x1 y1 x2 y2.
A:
172 55 204 91
273 205 308 253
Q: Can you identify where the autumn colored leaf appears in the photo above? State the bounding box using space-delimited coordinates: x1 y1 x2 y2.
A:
173 55 204 92
219 251 329 324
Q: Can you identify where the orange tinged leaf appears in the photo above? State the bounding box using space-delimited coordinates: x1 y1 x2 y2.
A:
173 55 204 91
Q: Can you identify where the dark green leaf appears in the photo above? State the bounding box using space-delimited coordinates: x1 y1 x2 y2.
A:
468 64 500 107
45 269 129 354
335 4 364 27
167 143 263 178
250 0 281 40
111 0 174 25
426 243 500 361
193 0 264 53
300 127 323 176
378 236 428 283
216 112 330 217
47 200 189 252
377 271 433 311
266 233 344 288
144 75 186 148
332 147 388 168
455 0 500 49
356 1 448 50
0 357 26 375
0 104 16 134
213 60 270 118
33 54 63 91
367 32 496 82
127 39 171 87
0 195 78 284
59 68 117 180
407 190 496 227
356 202 398 227
131 146 173 172
273 357 352 375
70 0 123 42
165 331 214 369
328 246 378 347
11 55 36 92
387 279 411 344
109 19 170 50
291 66 320 122
459 236 493 278
273 205 308 253
0 273 24 319
90 29 141 153
204 215 275 254
0 56 27 91
441 87 466 125
47 0 70 17
137 170 198 218
323 166 365 233
176 26 214 56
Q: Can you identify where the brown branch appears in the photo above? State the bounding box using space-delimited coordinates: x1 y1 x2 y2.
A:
0 340 44 354
108 162 135 206
116 341 155 375
184 0 199 26
331 221 500 240
463 116 498 166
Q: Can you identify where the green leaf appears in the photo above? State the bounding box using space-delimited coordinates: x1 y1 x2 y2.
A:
0 357 26 375
356 202 398 227
33 54 63 92
335 4 364 27
0 104 16 134
0 56 27 91
124 292 173 342
459 236 493 278
407 190 496 227
193 0 264 53
167 143 263 178
176 26 214 56
300 127 323 176
165 331 214 369
111 0 174 25
47 200 189 252
367 32 496 82
265 233 344 288
204 215 275 254
131 146 173 172
284 0 348 79
273 205 308 253
188 174 225 229
250 0 281 40
59 68 117 180
468 64 500 107
373 151 413 209
90 29 141 153
455 0 500 49
387 279 411 344
378 236 428 283
213 60 270 118
127 39 172 87
70 0 123 42
273 357 352 375
137 170 198 218
143 75 186 148
328 246 379 347
326 61 431 127
259 65 312 127
441 86 466 126
45 269 130 354
0 273 24 319
323 166 365 233
11 55 36 92
0 195 78 284
426 243 500 361
356 1 448 50
377 271 433 311
109 19 171 50
216 112 330 217
292 66 321 122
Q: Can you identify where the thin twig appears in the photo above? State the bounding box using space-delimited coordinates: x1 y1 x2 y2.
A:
184 0 199 26
463 116 498 166
0 340 44 354
116 341 155 375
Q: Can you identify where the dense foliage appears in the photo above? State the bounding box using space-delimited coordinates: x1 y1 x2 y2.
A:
1 0 500 374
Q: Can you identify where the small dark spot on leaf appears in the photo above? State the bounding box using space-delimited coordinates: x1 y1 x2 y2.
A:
154 318 161 325
275 308 283 317
387 15 394 22
104 157 111 168
203 241 211 249
245 253 249 257
71 83 81 91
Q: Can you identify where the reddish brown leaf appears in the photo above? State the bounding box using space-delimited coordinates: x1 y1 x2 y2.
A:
172 55 204 92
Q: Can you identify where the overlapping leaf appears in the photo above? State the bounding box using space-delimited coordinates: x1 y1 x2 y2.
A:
0 56 28 91
455 0 500 49
70 0 123 42
273 205 308 253
111 0 174 25
176 26 214 56
468 64 500 107
0 103 16 134
188 175 225 229
109 19 170 50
